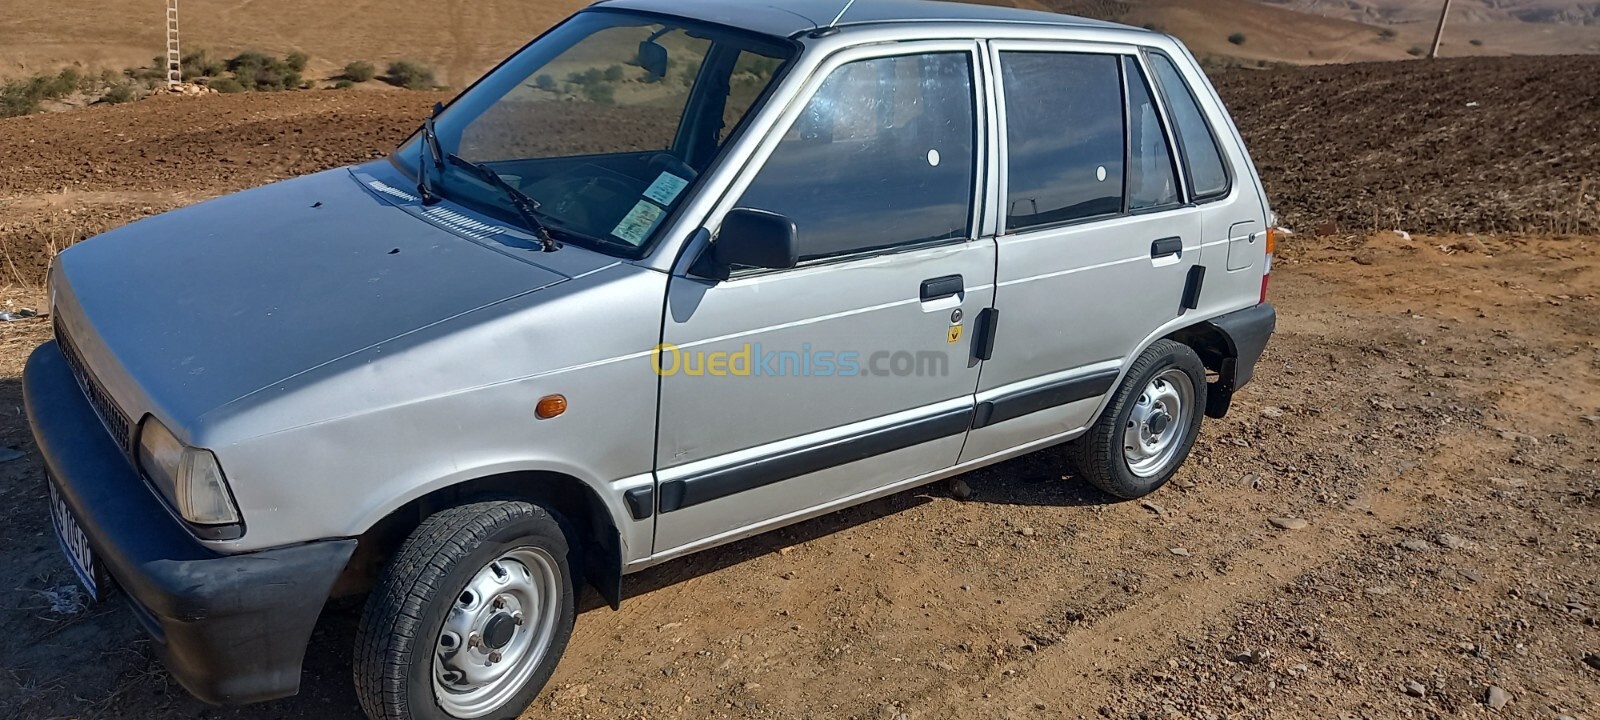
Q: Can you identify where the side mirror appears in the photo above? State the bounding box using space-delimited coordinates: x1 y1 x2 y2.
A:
637 40 669 80
708 209 798 280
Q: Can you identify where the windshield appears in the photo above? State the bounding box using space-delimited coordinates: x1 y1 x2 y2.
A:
393 10 793 258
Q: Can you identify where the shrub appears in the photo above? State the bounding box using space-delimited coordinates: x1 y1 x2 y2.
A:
343 60 376 82
1227 32 1247 45
286 51 310 72
334 79 355 89
227 50 277 73
582 82 615 104
1407 45 1427 57
53 67 83 95
0 85 40 117
227 50 301 91
231 65 259 88
604 64 625 82
1469 38 1484 46
534 73 557 91
0 68 94 117
210 77 246 93
1379 28 1397 39
181 49 226 79
102 83 137 104
384 60 436 89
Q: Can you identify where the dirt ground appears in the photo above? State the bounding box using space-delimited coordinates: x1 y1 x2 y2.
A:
1212 56 1600 237
1 57 1599 720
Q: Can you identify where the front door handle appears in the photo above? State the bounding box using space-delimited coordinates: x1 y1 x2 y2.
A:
920 274 964 301
1151 237 1183 259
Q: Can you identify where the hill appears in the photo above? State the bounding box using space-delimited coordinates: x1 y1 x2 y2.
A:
5 0 1600 87
1263 0 1600 56
0 0 589 88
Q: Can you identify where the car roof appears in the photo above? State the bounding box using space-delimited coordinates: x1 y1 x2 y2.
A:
592 0 1132 39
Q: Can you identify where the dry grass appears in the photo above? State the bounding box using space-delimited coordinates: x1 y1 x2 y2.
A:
0 288 52 371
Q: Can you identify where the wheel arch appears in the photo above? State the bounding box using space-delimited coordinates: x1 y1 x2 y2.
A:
1163 317 1244 418
1085 309 1253 428
335 470 627 610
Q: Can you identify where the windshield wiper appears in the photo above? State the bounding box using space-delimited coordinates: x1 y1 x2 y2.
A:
416 106 445 205
445 154 562 253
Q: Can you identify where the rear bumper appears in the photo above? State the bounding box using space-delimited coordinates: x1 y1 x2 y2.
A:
1204 303 1276 417
1210 302 1276 390
23 341 356 705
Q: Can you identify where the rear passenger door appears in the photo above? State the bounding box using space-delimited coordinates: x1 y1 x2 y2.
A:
1145 50 1269 318
961 43 1202 462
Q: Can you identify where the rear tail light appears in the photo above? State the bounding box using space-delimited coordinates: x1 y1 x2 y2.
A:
1260 227 1275 304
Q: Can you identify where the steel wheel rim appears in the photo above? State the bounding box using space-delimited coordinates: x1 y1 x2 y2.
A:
432 546 560 719
1122 368 1193 478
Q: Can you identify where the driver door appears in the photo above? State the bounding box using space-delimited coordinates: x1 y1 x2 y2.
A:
653 42 994 555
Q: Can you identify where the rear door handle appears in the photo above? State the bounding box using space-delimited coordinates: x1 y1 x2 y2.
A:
1151 237 1183 259
920 275 964 301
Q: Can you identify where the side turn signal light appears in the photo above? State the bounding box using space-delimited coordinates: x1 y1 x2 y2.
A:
536 394 567 419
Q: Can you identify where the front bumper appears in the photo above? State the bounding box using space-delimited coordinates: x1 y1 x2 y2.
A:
23 341 356 705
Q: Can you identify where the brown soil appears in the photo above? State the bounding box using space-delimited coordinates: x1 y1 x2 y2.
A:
1213 56 1600 236
0 91 446 284
1 56 1598 720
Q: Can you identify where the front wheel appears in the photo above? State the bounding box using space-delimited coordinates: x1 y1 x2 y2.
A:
1068 339 1207 499
354 501 577 720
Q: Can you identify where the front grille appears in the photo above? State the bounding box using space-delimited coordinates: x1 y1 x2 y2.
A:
54 318 136 457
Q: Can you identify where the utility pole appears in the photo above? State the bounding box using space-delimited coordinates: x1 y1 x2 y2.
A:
1429 0 1453 58
166 0 182 88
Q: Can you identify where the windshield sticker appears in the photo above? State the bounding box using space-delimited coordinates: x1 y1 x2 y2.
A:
643 172 690 207
612 200 665 246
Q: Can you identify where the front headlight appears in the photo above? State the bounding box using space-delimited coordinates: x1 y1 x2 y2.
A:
136 417 241 526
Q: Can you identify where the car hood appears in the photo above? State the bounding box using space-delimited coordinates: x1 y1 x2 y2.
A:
53 165 610 426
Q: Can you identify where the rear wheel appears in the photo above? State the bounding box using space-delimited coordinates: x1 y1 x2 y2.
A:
354 501 577 720
1069 339 1206 498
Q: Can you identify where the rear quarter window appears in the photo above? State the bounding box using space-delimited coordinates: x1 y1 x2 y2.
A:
1149 53 1230 200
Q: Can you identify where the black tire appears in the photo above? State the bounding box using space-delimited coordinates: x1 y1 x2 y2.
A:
1068 339 1207 499
354 501 578 720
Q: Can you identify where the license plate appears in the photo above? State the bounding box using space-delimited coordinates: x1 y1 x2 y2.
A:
48 482 100 602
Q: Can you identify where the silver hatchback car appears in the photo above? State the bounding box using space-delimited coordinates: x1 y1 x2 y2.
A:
26 1 1276 718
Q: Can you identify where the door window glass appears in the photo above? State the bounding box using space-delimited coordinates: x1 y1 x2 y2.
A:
1000 52 1124 231
734 52 976 262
